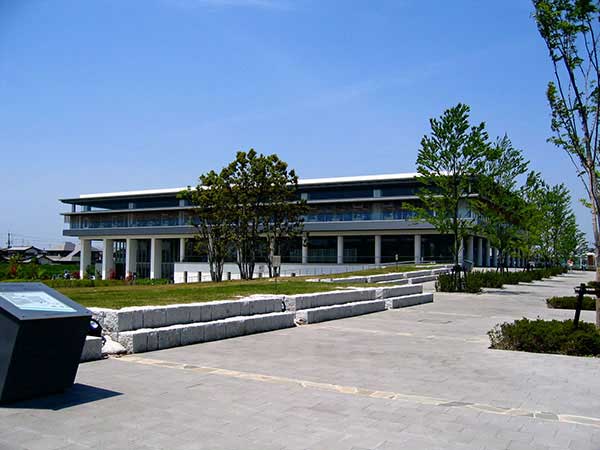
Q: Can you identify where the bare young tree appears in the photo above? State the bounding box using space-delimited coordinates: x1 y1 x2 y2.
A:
533 0 600 326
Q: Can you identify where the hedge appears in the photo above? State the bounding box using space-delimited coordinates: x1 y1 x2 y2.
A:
436 267 567 293
488 318 600 356
547 296 597 311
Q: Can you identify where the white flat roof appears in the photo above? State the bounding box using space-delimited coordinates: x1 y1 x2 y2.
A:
72 172 420 200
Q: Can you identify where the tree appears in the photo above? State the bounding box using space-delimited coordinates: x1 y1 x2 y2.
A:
222 150 305 280
533 0 600 326
181 171 235 282
258 156 307 277
183 150 305 281
414 103 491 290
472 135 530 273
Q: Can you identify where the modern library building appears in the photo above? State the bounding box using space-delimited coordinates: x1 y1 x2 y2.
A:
60 173 518 281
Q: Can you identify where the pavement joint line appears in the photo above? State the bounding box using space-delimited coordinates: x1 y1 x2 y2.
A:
115 355 600 429
314 325 489 343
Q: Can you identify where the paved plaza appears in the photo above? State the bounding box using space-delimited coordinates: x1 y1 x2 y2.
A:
1 272 599 450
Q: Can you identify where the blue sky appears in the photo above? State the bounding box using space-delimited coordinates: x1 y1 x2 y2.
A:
0 0 590 248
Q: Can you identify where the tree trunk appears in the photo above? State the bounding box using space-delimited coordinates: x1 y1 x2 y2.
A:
588 167 600 328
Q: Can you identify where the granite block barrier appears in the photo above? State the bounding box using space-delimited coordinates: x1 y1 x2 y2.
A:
91 295 285 333
283 288 377 312
375 284 423 299
385 293 434 309
296 299 386 324
80 336 103 362
117 312 296 353
409 275 438 284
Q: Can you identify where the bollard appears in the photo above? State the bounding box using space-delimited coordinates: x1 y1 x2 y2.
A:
291 272 296 277
227 272 231 281
197 272 202 283
183 271 188 284
258 272 263 279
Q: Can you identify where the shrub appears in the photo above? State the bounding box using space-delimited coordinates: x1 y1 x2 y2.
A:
436 267 566 292
488 318 600 356
435 274 459 292
547 296 596 311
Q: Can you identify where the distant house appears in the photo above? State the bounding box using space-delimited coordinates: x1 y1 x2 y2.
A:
45 242 77 259
0 242 101 265
0 246 45 260
46 242 102 264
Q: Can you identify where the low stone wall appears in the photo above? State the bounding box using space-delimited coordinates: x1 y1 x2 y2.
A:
91 295 284 333
283 288 377 312
296 300 386 324
117 312 296 353
321 266 451 285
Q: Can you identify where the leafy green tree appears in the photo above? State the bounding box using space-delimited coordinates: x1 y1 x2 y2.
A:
183 150 305 281
182 171 235 282
533 0 600 324
221 150 305 280
472 135 530 273
414 103 491 289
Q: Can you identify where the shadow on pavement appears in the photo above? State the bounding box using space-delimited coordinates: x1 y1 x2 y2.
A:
1 384 122 411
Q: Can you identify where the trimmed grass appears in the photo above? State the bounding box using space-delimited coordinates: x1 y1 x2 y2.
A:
329 263 444 278
56 279 373 309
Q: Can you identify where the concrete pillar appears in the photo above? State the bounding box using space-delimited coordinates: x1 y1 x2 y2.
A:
302 236 308 264
477 237 483 267
80 239 92 279
179 238 186 262
125 238 137 277
337 236 344 264
150 237 162 279
374 235 382 265
414 234 422 264
467 236 474 264
102 239 114 280
485 241 491 267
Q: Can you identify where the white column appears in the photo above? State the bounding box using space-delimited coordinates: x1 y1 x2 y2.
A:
301 236 308 264
102 239 114 280
374 235 382 265
179 238 186 262
477 237 483 267
80 238 92 279
467 236 474 264
337 236 344 264
150 238 162 279
414 234 422 264
125 238 137 277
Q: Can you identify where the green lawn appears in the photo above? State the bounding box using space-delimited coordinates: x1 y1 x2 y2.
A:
327 263 444 278
56 278 371 309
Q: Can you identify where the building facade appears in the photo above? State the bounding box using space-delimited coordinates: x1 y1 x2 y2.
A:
60 173 522 281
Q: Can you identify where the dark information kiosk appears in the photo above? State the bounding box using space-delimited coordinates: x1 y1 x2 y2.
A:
0 283 91 403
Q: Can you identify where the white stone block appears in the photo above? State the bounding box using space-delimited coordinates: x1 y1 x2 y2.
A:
119 330 148 354
158 326 182 349
165 305 190 325
145 330 159 351
376 284 423 299
80 336 102 362
181 323 206 346
388 293 434 308
143 308 167 328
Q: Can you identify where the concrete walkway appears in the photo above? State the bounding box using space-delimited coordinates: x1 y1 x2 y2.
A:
1 271 599 450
